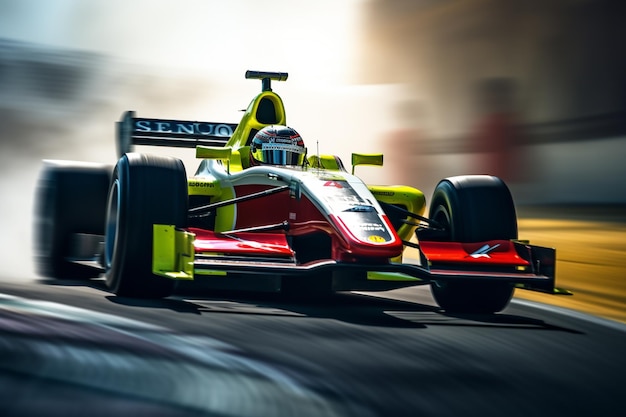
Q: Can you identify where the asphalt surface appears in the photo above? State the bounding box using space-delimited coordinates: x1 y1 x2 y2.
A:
0 277 625 417
1 205 625 416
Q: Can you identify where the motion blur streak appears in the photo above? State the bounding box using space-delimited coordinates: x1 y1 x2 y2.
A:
361 0 626 203
0 293 364 417
516 216 626 324
361 0 626 323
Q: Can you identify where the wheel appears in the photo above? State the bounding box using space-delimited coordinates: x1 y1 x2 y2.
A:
104 153 188 298
34 161 110 279
426 175 517 313
428 175 517 243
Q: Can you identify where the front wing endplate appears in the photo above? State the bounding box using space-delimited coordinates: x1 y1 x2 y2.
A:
153 225 195 280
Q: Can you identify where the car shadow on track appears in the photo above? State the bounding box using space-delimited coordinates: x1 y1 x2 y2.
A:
36 277 581 334
107 290 432 329
104 285 582 334
434 312 583 334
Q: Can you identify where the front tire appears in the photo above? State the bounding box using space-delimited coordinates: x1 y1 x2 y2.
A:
105 153 188 298
425 175 517 313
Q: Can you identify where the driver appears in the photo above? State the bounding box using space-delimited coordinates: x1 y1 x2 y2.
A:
250 125 306 166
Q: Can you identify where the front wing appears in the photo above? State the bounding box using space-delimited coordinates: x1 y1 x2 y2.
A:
152 225 564 295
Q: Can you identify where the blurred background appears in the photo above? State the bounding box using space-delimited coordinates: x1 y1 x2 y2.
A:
1 0 625 282
361 0 626 204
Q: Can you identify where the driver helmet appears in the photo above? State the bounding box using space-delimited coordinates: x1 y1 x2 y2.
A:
251 125 306 166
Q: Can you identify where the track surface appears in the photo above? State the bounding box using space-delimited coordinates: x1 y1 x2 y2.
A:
1 279 625 417
2 207 624 416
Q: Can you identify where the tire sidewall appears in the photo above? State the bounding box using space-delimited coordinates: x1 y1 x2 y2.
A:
105 153 187 298
429 180 459 241
104 164 128 293
427 175 517 313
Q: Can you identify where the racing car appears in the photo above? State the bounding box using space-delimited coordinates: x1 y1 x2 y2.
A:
34 70 569 313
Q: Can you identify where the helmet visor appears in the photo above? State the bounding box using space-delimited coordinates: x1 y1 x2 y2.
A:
257 143 305 165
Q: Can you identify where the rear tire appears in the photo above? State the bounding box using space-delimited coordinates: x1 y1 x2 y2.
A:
426 175 517 313
34 161 110 279
104 153 188 298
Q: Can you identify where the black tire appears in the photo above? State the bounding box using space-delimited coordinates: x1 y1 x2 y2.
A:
428 175 517 243
34 161 111 279
426 175 517 313
104 153 188 298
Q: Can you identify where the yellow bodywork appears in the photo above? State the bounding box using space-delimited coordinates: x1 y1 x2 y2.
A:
187 176 222 197
152 225 195 280
368 184 426 242
154 72 428 282
366 271 422 282
219 90 287 172
307 154 344 171
351 153 384 175
187 78 289 232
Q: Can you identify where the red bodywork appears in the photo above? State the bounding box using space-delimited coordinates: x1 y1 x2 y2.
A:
420 240 530 267
184 170 556 297
191 228 294 258
215 184 404 263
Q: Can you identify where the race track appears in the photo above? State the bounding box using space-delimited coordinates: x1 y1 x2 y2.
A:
1 278 624 417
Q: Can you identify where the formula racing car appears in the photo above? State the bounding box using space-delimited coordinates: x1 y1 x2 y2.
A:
34 70 569 313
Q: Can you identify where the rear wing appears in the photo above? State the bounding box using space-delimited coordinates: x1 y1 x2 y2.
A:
116 110 238 157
